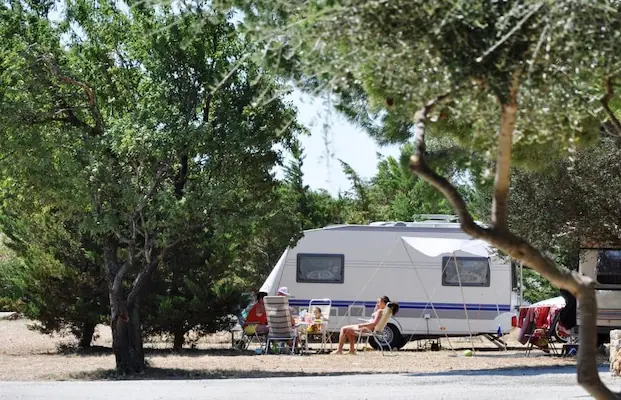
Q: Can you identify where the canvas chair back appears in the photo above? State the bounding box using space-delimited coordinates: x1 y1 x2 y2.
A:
264 296 295 338
374 306 393 333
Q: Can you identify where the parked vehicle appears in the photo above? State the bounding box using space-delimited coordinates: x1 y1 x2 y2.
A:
259 215 520 349
578 247 621 344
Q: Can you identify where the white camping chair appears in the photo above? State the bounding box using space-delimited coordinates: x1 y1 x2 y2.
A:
356 305 394 355
264 296 298 355
307 299 332 353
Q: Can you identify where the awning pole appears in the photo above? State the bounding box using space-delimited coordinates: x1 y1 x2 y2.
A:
520 262 524 308
453 251 475 354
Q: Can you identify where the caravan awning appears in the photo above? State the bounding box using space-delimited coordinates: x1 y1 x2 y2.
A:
401 236 491 258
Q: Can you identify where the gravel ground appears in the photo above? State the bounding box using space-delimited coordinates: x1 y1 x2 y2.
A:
0 318 594 381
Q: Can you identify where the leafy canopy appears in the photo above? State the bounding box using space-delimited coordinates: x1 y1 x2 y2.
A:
226 0 620 161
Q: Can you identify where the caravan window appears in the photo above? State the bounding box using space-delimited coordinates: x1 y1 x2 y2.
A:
441 256 490 287
596 250 621 285
296 254 344 283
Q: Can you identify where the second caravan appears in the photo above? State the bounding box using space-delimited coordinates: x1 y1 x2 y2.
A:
260 217 519 349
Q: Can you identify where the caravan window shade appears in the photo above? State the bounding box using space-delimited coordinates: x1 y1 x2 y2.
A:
296 254 344 284
441 257 490 287
596 250 621 285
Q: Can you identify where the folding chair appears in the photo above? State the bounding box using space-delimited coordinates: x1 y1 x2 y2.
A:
525 308 561 356
234 299 268 351
306 299 332 353
235 322 267 351
356 305 394 355
264 296 299 355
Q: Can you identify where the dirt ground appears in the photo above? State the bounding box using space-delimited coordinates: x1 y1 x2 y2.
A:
0 318 591 381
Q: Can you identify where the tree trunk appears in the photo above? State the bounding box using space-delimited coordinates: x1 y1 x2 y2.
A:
78 321 96 348
409 92 619 399
110 302 144 374
173 329 185 352
104 240 145 375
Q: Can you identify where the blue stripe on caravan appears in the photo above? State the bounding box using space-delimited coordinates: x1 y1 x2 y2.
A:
288 299 511 312
598 310 621 318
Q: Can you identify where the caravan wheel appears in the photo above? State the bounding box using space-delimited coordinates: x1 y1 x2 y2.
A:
370 323 403 350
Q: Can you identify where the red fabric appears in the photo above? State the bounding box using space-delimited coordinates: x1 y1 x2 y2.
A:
534 306 551 328
244 303 267 325
517 305 554 330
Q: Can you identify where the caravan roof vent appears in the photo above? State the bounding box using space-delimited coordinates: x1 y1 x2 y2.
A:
369 221 413 227
413 214 458 223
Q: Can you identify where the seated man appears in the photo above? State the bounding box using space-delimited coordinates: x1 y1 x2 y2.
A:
243 291 268 335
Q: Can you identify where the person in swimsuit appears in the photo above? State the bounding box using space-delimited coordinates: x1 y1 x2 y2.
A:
333 295 399 355
243 292 269 334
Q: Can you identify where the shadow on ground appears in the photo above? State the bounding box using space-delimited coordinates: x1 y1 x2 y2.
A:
405 364 609 378
65 368 379 381
62 364 610 382
51 345 253 358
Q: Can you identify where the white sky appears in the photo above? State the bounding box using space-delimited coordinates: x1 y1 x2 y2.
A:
278 90 401 195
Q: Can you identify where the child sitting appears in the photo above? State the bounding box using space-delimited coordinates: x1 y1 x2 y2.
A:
307 307 325 334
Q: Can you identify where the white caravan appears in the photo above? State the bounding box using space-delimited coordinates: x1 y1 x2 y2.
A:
578 247 621 343
260 218 518 349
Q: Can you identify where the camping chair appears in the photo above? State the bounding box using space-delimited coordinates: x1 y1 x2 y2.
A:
356 305 394 356
306 299 332 353
264 296 299 355
233 300 268 351
236 321 268 351
525 308 561 357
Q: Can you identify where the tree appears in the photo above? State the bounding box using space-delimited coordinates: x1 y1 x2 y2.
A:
228 1 621 396
511 137 621 256
280 141 346 229
0 236 26 313
0 1 302 373
507 137 621 304
0 212 108 347
142 229 249 352
369 141 481 222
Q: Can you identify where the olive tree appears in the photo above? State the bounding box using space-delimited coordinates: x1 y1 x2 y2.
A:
224 0 621 397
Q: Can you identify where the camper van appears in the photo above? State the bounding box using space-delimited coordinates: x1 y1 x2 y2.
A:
578 247 621 344
259 216 519 349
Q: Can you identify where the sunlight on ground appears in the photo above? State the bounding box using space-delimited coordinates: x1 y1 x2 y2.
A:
0 318 591 381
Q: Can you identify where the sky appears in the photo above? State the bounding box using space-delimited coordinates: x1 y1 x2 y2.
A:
278 91 401 196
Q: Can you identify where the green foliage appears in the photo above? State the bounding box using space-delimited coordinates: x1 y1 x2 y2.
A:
227 0 620 166
0 240 27 312
0 212 108 343
337 138 479 223
509 137 621 267
142 235 248 348
0 0 304 360
523 268 558 304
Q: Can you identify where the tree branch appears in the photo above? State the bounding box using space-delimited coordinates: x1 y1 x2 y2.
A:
43 57 104 135
131 166 169 219
126 238 181 308
601 76 621 137
491 70 520 230
476 2 545 63
409 95 618 399
409 92 487 238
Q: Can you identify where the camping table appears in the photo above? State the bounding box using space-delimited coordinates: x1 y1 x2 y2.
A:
294 321 311 354
295 320 331 354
